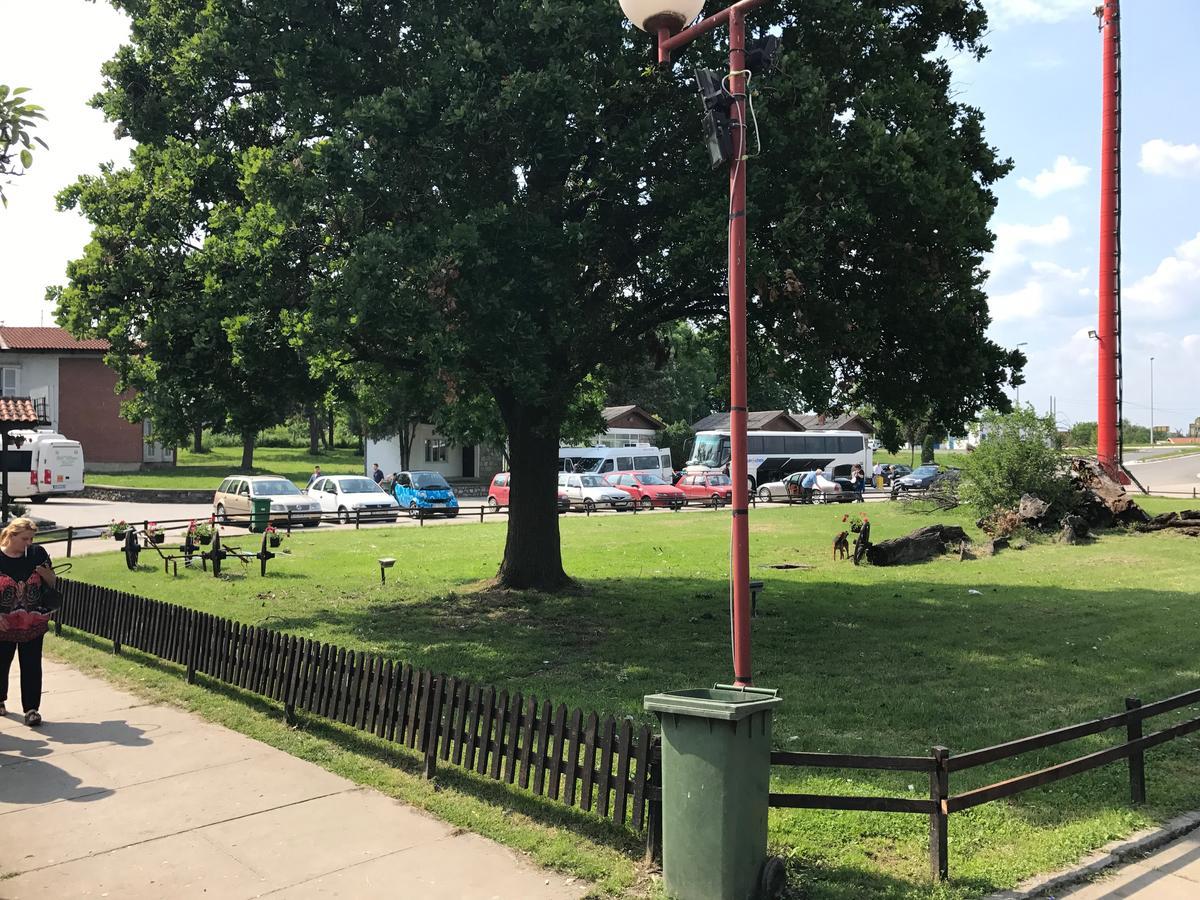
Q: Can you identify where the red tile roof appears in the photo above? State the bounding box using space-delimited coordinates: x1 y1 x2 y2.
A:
0 326 110 353
0 397 41 426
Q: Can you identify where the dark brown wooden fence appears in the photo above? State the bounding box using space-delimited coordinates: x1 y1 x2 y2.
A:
52 579 661 846
769 691 1200 882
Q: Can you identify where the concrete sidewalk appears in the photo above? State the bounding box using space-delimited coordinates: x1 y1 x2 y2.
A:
0 660 586 899
1057 829 1200 898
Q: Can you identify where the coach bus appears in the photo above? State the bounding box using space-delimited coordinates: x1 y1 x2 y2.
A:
558 446 674 481
685 429 872 490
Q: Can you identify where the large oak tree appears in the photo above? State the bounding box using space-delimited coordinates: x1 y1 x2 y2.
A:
63 0 1018 590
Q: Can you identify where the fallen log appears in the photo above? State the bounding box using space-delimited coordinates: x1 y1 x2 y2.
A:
866 524 970 566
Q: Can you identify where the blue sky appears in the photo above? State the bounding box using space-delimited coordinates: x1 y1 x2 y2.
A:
3 0 1197 434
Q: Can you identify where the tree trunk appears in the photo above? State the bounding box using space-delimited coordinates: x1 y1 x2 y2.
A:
308 406 321 455
399 419 418 471
240 431 256 470
496 411 570 591
192 424 203 453
327 406 335 449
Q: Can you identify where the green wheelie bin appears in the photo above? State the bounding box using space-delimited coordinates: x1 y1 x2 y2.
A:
249 497 272 533
644 685 784 900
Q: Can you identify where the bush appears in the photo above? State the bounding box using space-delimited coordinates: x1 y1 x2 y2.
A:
959 408 1073 516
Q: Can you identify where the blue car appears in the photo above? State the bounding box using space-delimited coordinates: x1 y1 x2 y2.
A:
392 470 460 518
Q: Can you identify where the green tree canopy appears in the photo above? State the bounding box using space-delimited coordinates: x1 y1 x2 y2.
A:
0 84 47 206
67 0 1020 589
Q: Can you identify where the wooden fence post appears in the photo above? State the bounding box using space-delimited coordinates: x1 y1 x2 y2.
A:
645 737 663 864
421 674 444 780
929 745 949 881
66 526 74 558
1126 697 1146 804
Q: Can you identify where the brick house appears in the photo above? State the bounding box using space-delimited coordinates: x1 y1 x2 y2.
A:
0 326 173 471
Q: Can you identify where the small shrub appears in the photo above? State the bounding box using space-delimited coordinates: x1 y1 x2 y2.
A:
959 408 1074 516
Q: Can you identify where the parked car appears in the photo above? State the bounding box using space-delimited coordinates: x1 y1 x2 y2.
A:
392 471 460 517
487 473 571 513
306 474 399 523
890 465 960 497
604 472 686 509
212 475 323 526
756 471 843 503
676 472 734 506
558 473 631 512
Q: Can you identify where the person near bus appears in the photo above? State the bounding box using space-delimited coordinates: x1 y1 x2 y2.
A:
800 468 822 504
850 464 866 502
0 517 56 727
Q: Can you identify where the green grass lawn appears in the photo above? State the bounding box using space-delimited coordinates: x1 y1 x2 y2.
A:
50 498 1200 898
86 445 366 488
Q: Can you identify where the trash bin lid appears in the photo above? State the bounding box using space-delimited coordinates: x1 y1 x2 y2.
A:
644 684 781 721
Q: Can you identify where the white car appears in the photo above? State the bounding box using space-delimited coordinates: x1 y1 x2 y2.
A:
558 473 632 512
756 471 843 502
307 474 400 523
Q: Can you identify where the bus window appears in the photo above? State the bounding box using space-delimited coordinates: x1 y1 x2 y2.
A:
617 456 634 471
690 434 727 467
634 454 659 471
747 436 763 453
766 436 786 454
600 459 615 473
839 436 864 453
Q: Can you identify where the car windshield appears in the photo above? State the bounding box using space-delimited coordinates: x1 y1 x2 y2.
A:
911 466 939 477
579 475 606 487
411 473 451 489
637 473 669 485
337 478 381 494
252 480 302 497
564 456 603 473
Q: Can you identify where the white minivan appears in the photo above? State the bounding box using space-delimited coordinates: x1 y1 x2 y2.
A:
7 430 85 502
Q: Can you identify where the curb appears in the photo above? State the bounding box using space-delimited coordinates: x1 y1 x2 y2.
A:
985 809 1200 899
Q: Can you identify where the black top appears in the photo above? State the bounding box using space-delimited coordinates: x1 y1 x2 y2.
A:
0 544 53 613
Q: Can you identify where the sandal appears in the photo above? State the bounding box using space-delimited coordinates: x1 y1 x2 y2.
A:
24 710 42 727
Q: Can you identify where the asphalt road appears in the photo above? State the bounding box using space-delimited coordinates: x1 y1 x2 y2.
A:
1125 451 1200 496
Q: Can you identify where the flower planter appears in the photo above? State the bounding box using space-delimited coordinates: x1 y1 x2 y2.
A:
149 533 165 545
195 534 213 546
268 536 283 548
112 531 129 542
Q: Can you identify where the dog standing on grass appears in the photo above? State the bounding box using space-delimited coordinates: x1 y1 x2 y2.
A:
833 531 850 560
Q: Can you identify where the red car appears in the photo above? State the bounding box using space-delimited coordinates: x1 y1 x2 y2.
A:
604 472 686 510
676 472 734 506
487 473 570 513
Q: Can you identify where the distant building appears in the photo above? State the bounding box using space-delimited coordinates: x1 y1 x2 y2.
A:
691 410 807 432
0 326 173 471
592 406 667 447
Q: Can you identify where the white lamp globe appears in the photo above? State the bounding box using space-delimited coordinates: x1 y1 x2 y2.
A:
619 0 705 34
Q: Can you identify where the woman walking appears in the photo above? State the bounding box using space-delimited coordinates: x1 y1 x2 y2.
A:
0 517 56 726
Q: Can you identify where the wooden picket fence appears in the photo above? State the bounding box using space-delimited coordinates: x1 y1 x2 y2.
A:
52 579 662 845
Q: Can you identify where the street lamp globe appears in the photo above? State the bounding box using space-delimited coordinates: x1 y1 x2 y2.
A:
618 0 705 34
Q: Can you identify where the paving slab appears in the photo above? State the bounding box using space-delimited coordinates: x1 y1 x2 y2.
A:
1059 831 1200 898
0 659 586 898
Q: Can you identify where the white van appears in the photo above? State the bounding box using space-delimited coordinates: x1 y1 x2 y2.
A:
7 430 85 502
558 446 674 481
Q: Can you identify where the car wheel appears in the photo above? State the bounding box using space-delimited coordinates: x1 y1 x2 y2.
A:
711 493 725 508
29 495 49 504
584 498 597 513
216 504 228 524
487 496 499 511
640 496 653 510
338 507 349 524
446 510 459 518
758 486 772 501
409 501 420 519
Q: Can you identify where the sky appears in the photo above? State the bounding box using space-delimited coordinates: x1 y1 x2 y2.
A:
2 0 1198 434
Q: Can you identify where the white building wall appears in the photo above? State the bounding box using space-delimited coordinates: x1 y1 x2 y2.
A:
0 354 59 428
366 424 475 479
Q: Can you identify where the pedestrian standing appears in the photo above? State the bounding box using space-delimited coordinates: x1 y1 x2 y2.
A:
306 465 322 489
371 463 384 485
0 518 56 727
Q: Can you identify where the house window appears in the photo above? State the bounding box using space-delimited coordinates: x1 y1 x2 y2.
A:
1 367 18 397
424 437 448 463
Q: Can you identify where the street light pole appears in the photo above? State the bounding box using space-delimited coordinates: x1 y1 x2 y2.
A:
1149 356 1155 446
623 0 769 687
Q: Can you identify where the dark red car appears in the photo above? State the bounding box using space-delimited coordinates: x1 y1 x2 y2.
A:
487 473 570 513
676 472 734 506
604 472 686 510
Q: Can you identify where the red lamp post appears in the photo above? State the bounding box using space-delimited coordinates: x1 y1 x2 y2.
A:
619 0 770 687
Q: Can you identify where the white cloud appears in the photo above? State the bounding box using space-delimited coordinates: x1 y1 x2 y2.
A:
1125 232 1200 319
988 0 1097 26
1138 139 1200 178
988 216 1072 275
1031 261 1087 281
990 280 1048 322
1181 335 1200 356
1018 156 1090 198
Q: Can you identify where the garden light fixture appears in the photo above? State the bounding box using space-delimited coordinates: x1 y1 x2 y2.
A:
618 0 705 34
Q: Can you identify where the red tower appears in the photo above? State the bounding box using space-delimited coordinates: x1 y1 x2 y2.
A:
1096 0 1121 473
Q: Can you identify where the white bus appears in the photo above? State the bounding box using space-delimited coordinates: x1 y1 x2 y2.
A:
559 446 674 481
685 429 872 489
